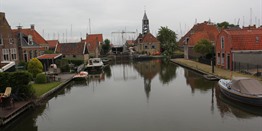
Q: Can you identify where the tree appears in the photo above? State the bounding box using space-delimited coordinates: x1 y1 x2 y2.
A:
193 39 213 57
217 21 238 29
27 58 43 78
157 26 177 59
101 39 111 55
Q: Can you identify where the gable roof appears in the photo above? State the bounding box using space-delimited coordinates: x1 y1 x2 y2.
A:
37 54 62 59
12 27 48 45
55 42 87 55
82 34 103 52
179 21 219 47
47 40 59 49
135 33 160 44
220 28 262 50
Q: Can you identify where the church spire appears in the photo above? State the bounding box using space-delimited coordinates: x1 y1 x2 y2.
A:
142 10 150 35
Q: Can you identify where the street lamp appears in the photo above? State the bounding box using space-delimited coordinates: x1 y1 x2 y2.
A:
212 42 215 73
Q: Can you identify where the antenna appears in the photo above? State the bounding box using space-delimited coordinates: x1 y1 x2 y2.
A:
70 24 72 42
237 18 240 26
243 16 245 27
89 18 91 34
250 8 253 26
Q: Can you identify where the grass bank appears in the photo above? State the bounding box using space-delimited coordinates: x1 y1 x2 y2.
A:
171 58 262 81
32 82 62 97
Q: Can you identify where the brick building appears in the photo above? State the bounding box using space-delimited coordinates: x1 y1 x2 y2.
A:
0 12 19 63
216 27 262 71
82 34 103 58
134 33 161 55
179 21 219 59
12 25 48 62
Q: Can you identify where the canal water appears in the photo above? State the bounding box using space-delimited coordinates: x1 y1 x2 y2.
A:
2 60 262 131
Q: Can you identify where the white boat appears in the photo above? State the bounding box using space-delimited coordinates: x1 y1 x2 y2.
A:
218 77 262 106
85 58 104 72
73 71 88 80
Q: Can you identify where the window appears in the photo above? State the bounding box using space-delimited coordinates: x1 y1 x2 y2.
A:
2 49 9 61
221 37 225 49
152 45 155 49
0 35 3 45
144 45 148 49
256 36 259 43
186 37 190 44
73 55 76 58
221 53 225 65
28 35 33 45
10 48 17 60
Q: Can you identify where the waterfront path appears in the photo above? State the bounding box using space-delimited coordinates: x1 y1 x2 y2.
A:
171 58 262 81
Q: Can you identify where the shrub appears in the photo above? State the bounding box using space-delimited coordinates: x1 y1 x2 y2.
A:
28 58 43 78
35 73 47 84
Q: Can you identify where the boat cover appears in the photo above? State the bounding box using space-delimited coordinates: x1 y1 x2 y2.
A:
231 77 262 95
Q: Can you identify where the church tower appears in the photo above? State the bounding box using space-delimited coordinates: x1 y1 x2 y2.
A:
142 11 150 35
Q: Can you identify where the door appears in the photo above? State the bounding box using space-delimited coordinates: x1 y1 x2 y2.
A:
227 54 230 70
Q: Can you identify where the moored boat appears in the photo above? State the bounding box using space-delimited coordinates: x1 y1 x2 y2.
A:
84 58 104 72
73 71 88 80
218 77 262 106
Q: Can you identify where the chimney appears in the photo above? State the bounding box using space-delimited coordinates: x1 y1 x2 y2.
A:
0 12 5 20
31 24 35 30
17 26 22 31
86 33 89 39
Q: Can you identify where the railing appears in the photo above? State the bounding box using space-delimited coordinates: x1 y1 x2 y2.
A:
233 62 262 77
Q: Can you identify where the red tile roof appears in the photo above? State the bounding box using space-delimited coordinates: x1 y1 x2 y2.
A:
82 34 103 53
142 33 160 43
47 40 59 49
179 21 219 47
37 54 62 59
135 33 160 44
56 42 87 55
221 28 262 50
126 40 135 45
13 28 48 45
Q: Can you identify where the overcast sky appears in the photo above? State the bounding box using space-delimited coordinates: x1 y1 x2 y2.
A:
1 0 262 44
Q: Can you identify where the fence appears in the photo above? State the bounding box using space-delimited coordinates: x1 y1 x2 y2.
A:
233 62 262 77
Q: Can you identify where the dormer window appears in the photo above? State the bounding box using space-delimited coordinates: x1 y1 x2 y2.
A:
9 37 14 44
28 35 33 45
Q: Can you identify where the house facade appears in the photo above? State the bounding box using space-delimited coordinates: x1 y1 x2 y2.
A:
216 27 262 71
55 42 89 64
0 12 19 64
12 25 48 62
82 34 103 58
179 21 219 59
134 33 161 55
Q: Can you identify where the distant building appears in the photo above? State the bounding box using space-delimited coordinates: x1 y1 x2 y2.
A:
82 34 103 58
0 12 19 64
55 42 89 64
12 24 48 62
133 11 161 55
134 33 161 55
179 21 219 59
47 40 59 52
216 27 262 71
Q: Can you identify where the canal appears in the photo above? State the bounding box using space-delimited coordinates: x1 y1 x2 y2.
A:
2 60 262 131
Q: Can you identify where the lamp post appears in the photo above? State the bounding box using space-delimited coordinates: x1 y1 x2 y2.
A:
212 42 215 73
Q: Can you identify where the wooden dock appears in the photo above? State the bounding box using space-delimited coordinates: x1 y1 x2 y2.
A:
0 101 34 126
0 73 74 127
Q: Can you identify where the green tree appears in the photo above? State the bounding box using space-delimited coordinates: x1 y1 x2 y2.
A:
157 26 177 59
28 58 43 78
101 39 111 55
193 39 213 56
217 21 237 29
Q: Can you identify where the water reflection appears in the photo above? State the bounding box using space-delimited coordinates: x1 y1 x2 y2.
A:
184 69 214 93
2 60 262 131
